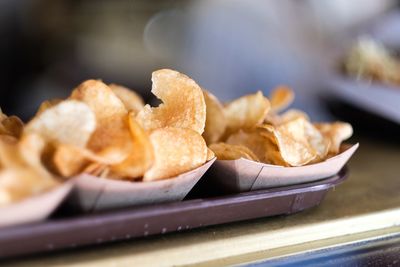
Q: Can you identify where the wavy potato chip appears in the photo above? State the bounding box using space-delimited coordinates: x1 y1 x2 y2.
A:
223 91 270 138
70 80 131 155
0 135 57 206
202 90 227 144
25 100 96 147
35 99 62 116
136 69 206 134
0 116 24 139
0 168 57 206
210 143 260 161
314 122 353 154
269 86 294 112
109 84 145 114
270 118 317 166
227 129 286 165
110 112 154 180
18 133 55 180
265 109 309 126
143 127 207 181
206 147 215 161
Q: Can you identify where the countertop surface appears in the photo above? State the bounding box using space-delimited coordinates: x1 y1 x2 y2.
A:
6 135 400 266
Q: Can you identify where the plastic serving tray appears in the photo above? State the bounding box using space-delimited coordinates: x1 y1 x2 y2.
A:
0 168 347 259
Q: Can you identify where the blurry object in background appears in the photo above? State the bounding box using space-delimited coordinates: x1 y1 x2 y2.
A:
343 37 400 86
0 0 396 120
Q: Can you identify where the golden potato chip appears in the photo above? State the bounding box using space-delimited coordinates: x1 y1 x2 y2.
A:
143 127 207 181
269 86 294 112
202 90 227 144
52 145 90 177
0 134 57 206
25 100 96 147
52 141 134 177
302 120 330 161
136 69 206 134
206 147 215 161
109 84 144 114
209 143 260 161
223 91 270 138
0 116 24 139
265 109 309 125
35 99 62 116
0 168 57 206
269 118 317 166
0 135 25 169
314 122 353 154
18 133 55 180
227 129 286 165
70 80 132 162
110 112 154 180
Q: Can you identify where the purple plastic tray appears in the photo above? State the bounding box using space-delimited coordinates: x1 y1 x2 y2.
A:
0 168 347 259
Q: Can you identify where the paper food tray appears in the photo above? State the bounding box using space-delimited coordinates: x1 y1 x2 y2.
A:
206 144 358 193
0 182 73 228
69 158 216 212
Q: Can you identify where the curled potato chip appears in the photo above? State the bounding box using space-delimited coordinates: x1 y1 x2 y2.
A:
35 99 63 116
227 129 286 165
136 69 206 134
209 143 260 161
70 80 132 162
265 109 309 125
202 90 227 144
206 147 215 161
314 122 353 154
268 118 317 166
25 100 96 147
110 112 154 180
18 133 55 180
109 84 145 114
0 116 24 139
223 91 270 138
0 134 57 206
269 86 294 112
0 168 57 206
143 127 207 181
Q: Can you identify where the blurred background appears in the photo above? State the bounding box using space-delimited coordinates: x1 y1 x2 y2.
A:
0 0 399 121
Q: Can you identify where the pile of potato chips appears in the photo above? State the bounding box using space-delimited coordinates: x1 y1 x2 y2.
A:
206 86 353 166
0 69 215 206
344 37 400 86
0 68 353 206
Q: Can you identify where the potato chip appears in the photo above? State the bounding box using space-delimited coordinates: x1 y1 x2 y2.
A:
0 168 57 206
143 127 207 181
314 122 353 154
269 118 317 166
25 100 96 147
70 80 133 162
206 147 215 161
227 129 286 165
269 86 294 112
35 99 62 116
110 112 154 180
136 69 206 134
265 109 309 125
0 134 57 206
18 133 55 180
0 116 24 139
209 143 260 161
202 90 227 144
109 84 145 114
0 136 25 169
223 91 270 138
